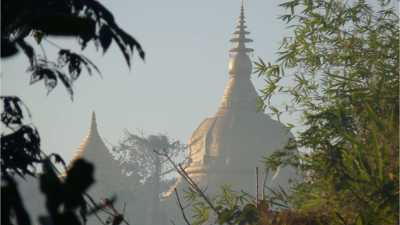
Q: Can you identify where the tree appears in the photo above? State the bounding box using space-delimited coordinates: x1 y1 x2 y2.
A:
1 0 145 224
112 130 188 225
254 0 399 224
2 0 145 99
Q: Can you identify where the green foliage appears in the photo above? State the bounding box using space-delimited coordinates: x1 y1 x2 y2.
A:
183 185 259 225
255 0 399 224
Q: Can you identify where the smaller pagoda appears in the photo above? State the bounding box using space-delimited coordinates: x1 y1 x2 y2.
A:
69 111 126 198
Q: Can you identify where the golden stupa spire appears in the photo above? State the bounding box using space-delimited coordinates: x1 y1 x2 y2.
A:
218 1 258 113
89 111 99 137
229 0 253 54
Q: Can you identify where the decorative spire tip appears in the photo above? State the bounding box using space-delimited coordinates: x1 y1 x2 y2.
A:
229 1 253 53
90 111 99 135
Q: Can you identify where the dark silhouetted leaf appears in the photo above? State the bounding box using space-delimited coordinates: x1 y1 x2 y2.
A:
31 16 95 37
1 96 25 126
16 39 35 66
56 71 74 99
1 125 41 176
2 174 32 225
58 49 100 80
99 25 113 53
1 38 19 57
40 158 95 225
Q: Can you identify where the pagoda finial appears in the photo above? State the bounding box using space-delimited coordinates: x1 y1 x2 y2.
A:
90 111 99 136
230 1 253 54
241 0 245 19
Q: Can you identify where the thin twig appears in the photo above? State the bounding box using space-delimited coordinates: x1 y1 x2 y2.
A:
256 167 259 206
154 149 221 217
39 43 47 60
43 37 63 49
86 195 131 225
83 194 108 225
84 194 111 215
174 188 192 225
262 167 270 200
178 164 220 216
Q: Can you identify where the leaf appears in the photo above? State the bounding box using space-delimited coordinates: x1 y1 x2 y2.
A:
32 30 45 44
238 204 259 224
218 208 235 224
1 38 19 58
1 125 41 176
56 71 74 100
16 40 35 66
109 30 132 67
1 97 39 176
51 153 67 169
2 175 32 225
269 106 280 114
40 158 96 225
0 96 31 126
79 54 101 76
64 159 95 210
31 15 96 37
1 96 24 125
99 25 113 53
43 70 58 95
58 49 100 80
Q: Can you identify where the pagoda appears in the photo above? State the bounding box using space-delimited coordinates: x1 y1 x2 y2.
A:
69 112 126 198
183 2 298 195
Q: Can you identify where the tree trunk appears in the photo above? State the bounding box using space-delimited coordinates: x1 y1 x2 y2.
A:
150 154 161 225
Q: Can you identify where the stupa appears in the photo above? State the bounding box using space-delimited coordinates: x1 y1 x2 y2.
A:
69 112 126 198
182 2 297 195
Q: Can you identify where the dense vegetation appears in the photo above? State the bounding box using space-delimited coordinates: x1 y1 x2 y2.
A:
256 0 398 224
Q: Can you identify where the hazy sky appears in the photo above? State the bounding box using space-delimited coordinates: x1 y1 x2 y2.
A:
2 0 290 162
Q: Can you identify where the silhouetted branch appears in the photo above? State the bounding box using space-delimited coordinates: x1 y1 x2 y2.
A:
174 188 192 225
84 195 131 225
83 194 109 225
154 149 221 217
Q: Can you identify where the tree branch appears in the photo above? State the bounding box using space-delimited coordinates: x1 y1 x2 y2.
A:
174 188 192 225
154 149 221 217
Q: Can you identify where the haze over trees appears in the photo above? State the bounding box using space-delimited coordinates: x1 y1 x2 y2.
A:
112 131 188 225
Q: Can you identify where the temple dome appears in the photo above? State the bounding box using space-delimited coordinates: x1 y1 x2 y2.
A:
228 52 252 75
186 112 294 192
